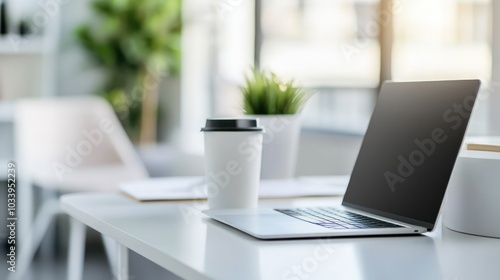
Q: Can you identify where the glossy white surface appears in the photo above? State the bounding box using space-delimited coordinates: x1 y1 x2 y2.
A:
61 193 500 280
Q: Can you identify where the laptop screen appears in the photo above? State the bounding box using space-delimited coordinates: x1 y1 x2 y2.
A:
342 80 480 230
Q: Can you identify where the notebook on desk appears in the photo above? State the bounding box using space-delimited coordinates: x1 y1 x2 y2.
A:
120 176 350 202
466 137 500 153
204 80 481 239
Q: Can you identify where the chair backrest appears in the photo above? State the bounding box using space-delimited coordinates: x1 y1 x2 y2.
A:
15 96 148 189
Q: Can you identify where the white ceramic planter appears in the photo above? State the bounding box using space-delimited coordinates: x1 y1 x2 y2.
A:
253 115 301 179
444 149 500 238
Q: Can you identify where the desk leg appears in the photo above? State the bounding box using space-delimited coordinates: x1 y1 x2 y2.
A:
102 234 118 273
67 218 86 280
117 243 129 280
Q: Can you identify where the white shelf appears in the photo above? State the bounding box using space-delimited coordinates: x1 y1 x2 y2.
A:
0 36 47 55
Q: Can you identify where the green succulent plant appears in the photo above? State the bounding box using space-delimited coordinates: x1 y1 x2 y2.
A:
241 69 310 115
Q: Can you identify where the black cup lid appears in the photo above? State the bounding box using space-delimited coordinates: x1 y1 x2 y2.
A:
201 118 264 132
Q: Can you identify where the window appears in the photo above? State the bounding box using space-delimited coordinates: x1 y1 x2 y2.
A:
392 0 491 81
209 0 380 134
259 0 380 88
255 0 383 133
255 0 492 134
181 0 494 153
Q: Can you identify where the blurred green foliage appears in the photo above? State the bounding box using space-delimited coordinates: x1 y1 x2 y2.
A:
76 0 181 140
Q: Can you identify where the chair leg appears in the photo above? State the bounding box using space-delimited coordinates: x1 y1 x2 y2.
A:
39 189 58 259
67 218 86 280
8 200 59 280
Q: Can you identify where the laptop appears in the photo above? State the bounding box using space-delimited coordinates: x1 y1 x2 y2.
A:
204 80 481 239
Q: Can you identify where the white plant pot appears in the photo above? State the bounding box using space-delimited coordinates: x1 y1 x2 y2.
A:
254 115 301 179
444 150 500 238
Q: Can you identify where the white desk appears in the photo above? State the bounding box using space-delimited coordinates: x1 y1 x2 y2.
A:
61 193 500 280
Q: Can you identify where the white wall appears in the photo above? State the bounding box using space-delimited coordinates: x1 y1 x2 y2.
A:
0 55 43 99
490 0 500 135
57 0 105 97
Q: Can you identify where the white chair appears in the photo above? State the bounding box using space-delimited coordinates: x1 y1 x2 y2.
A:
12 96 149 280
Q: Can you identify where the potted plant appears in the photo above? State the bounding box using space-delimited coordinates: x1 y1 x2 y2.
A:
241 68 311 179
75 0 181 144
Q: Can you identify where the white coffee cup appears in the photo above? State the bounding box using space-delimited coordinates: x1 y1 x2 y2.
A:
201 118 264 209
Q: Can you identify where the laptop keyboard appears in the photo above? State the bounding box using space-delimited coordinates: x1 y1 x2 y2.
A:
275 207 402 230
